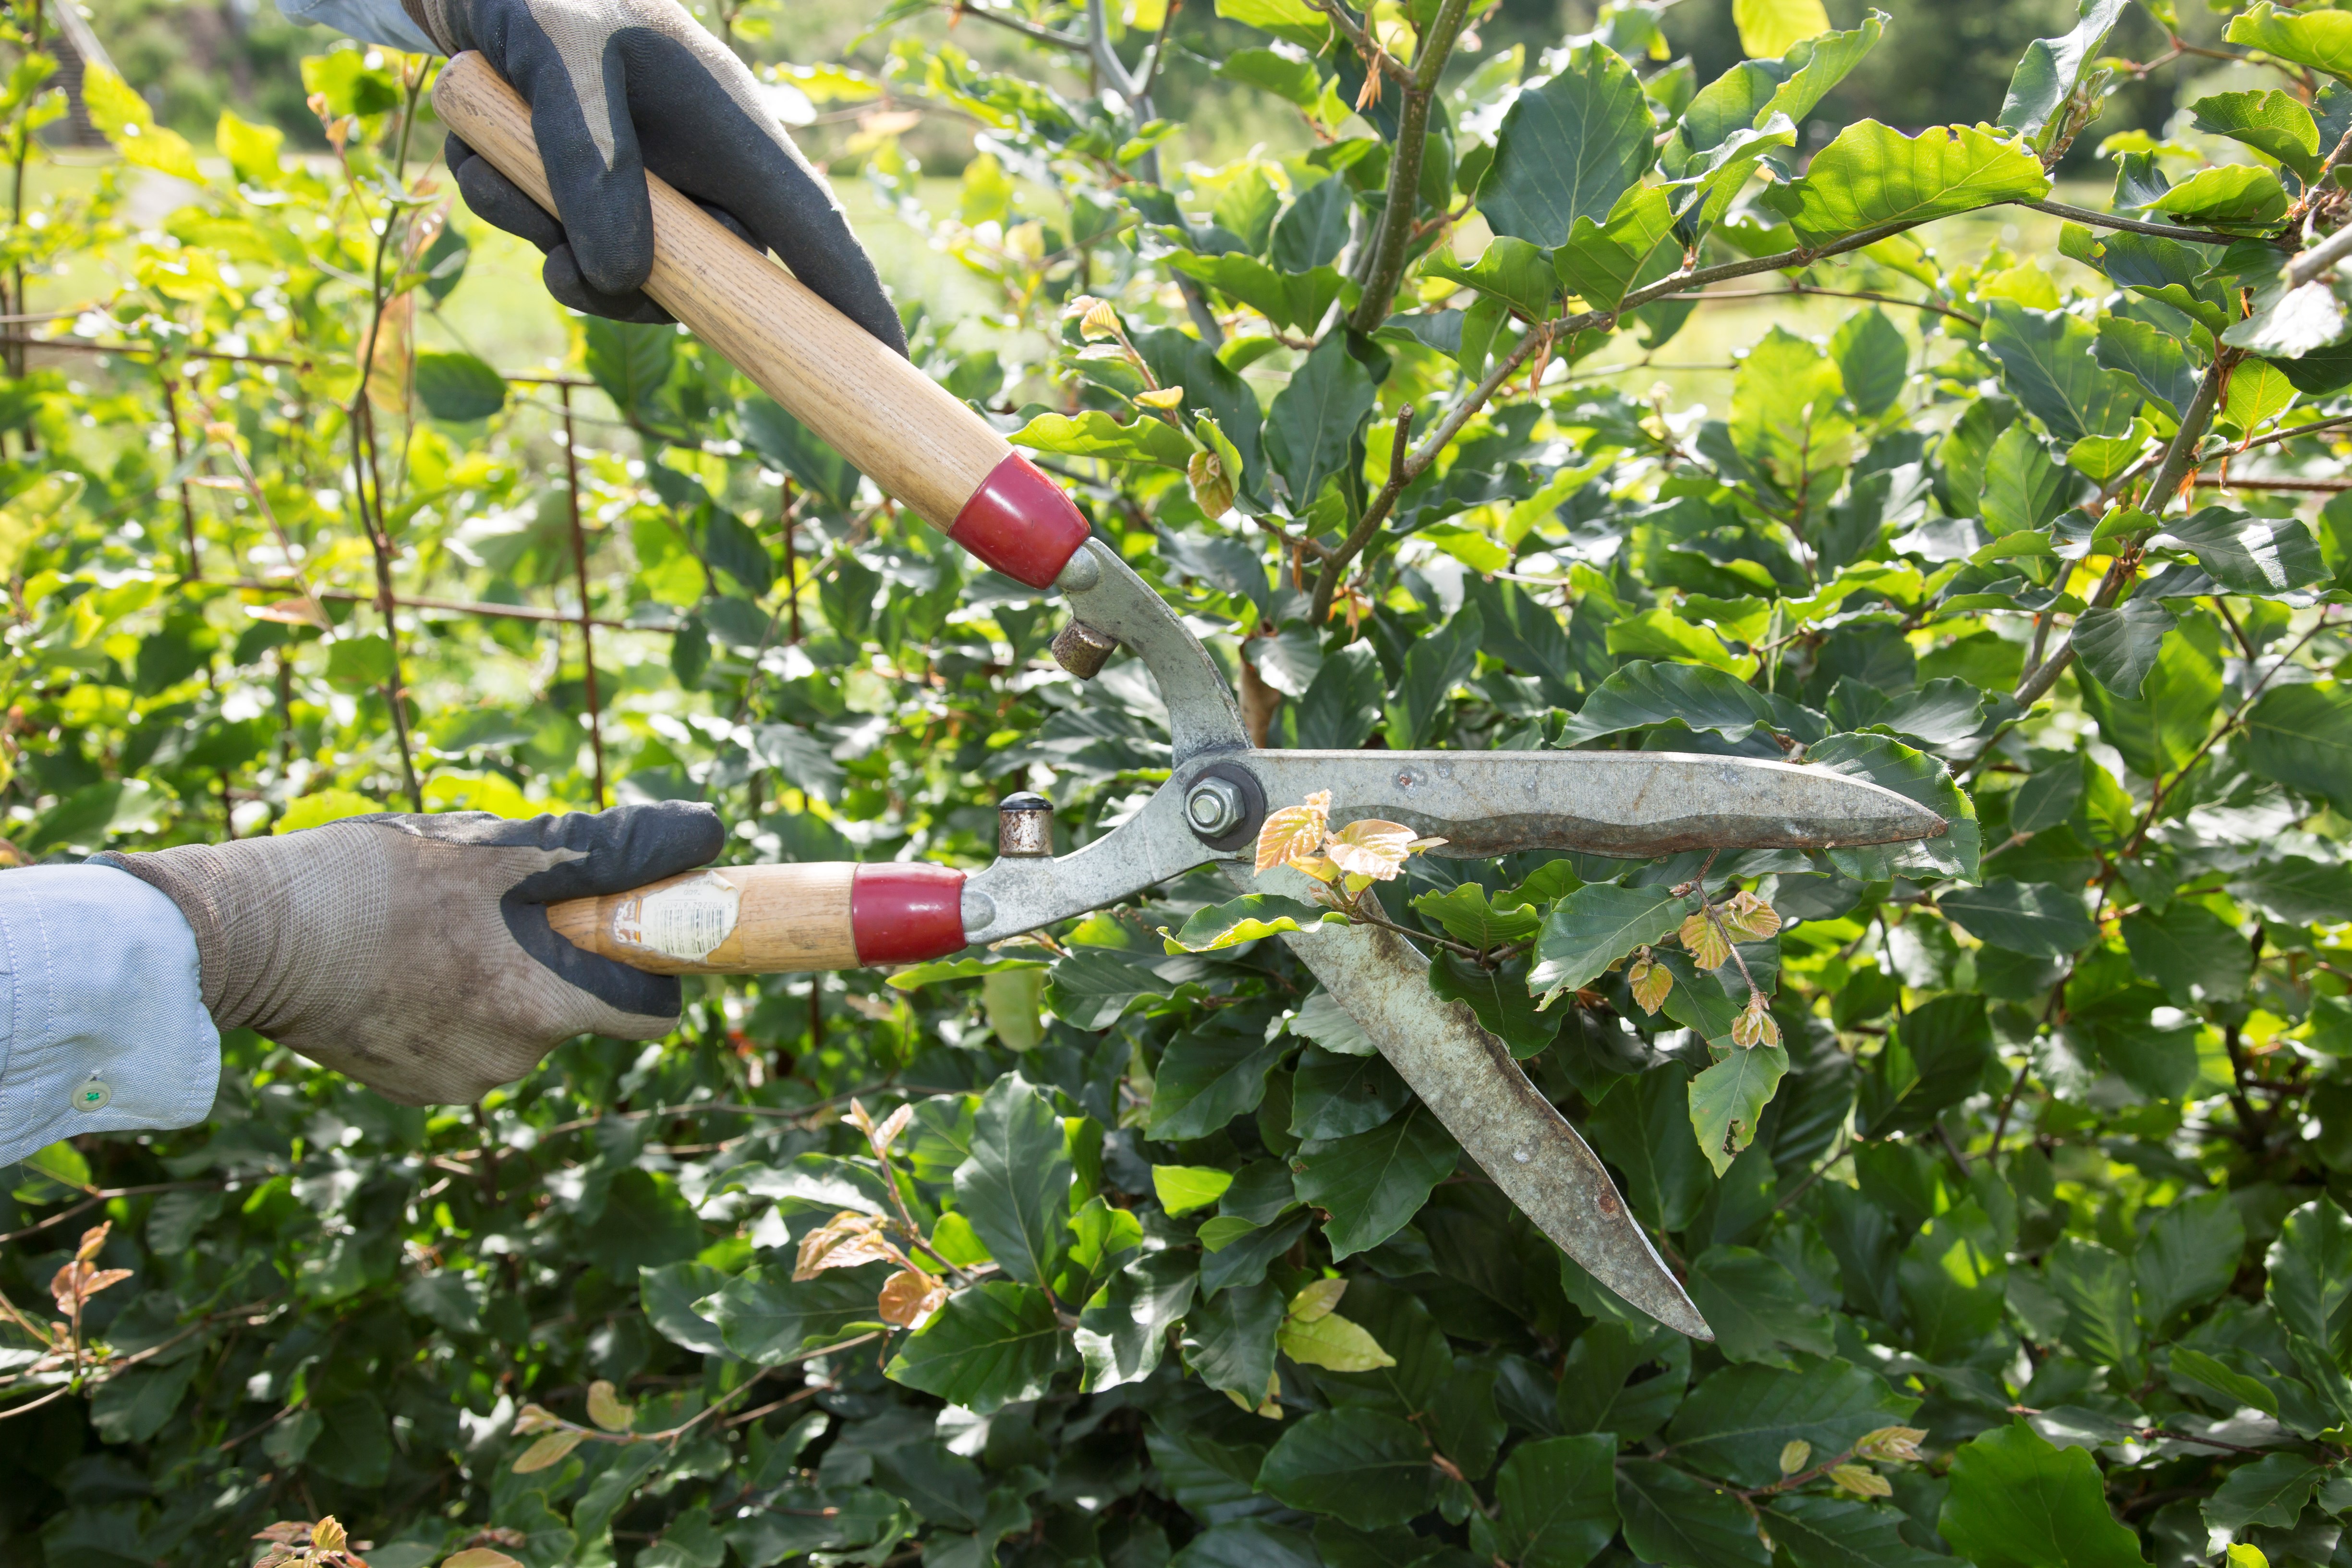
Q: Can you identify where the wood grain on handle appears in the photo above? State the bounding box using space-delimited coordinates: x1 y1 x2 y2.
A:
546 862 970 974
431 53 1089 588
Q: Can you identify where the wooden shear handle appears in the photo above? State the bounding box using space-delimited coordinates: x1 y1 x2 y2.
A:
544 862 968 974
430 52 1090 590
436 55 997 971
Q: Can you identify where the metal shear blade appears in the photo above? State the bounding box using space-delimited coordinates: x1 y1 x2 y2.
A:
967 540 1947 1338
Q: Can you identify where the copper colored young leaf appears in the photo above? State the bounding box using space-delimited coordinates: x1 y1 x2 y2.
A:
1257 791 1333 873
794 1210 898 1280
1325 818 1417 879
1721 890 1782 940
440 1553 525 1568
1680 910 1733 971
1731 994 1781 1049
511 1403 565 1435
1829 1463 1893 1498
877 1267 948 1327
75 1221 111 1263
1629 952 1674 1014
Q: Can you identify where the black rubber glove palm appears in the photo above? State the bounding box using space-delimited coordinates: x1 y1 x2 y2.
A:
409 0 905 345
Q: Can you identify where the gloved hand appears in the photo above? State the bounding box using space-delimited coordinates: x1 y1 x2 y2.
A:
409 0 905 344
93 803 724 1105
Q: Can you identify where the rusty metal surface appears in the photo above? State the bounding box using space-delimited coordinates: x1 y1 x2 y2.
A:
1231 858 1711 1340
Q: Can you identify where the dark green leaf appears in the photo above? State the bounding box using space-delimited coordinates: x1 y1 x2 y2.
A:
954 1073 1073 1288
884 1281 1067 1413
2243 681 2352 816
1294 1103 1460 1259
2203 1451 2327 1536
1492 1434 1619 1568
1938 1421 2151 1568
1938 880 2097 958
1685 1245 1837 1367
1615 1460 1770 1568
1181 1277 1285 1400
1477 42 1655 247
1077 1250 1198 1391
1264 333 1376 508
706 1265 884 1363
2267 1195 2352 1362
412 350 507 421
1665 1358 1918 1487
1766 1495 1948 1568
1291 1044 1413 1139
1528 882 1687 1000
1257 1410 1438 1528
1148 1018 1290 1139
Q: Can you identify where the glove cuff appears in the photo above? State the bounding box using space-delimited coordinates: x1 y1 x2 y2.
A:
90 838 370 1038
401 0 462 55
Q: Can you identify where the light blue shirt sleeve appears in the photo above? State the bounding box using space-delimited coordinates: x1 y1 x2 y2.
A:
275 0 440 56
0 865 221 1169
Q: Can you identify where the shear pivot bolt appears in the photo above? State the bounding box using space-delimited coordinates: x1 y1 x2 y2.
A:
999 792 1054 857
1186 777 1248 838
1051 618 1118 680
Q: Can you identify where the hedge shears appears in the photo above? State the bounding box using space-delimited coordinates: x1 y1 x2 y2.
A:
435 55 1946 1339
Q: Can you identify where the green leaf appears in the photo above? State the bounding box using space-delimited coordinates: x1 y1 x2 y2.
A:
325 632 398 693
1830 306 1908 418
2135 1191 2246 1331
2144 164 2291 228
1939 1421 2151 1568
1264 333 1376 508
1767 1496 1948 1568
2076 610 2225 781
1215 45 1320 104
1180 1277 1285 1400
2072 600 2177 698
1584 1062 1713 1233
1776 121 2049 247
1256 1410 1438 1528
1290 1045 1412 1140
2267 1195 2352 1362
1293 1103 1459 1259
2093 316 2201 418
2192 88 2323 180
2204 1452 2328 1539
1615 1460 1770 1567
1675 12 1882 155
1688 1043 1789 1175
1997 0 2130 149
639 1261 730 1355
1152 1165 1236 1216
1556 183 1676 311
1147 1017 1290 1140
1493 1434 1619 1568
1168 254 1346 334
1938 880 2096 958
412 350 507 422
2233 854 2352 923
2049 1235 2141 1370
2120 901 2252 1005
1172 1522 1318 1568
1556 660 1798 745
1413 884 1543 948
1164 894 1337 953
1076 1250 1198 1390
1666 1358 1918 1487
2243 681 2352 816
1429 952 1558 1059
705 1265 884 1363
1685 1245 1837 1367
1733 0 1828 59
2228 1 2352 84
1809 732 1979 883
885 1281 1067 1413
2158 507 2328 596
1477 42 1656 247
1528 882 1687 1001
1981 301 2140 445
1012 408 1196 469
583 316 676 419
1859 993 1994 1136
953 1073 1073 1289
1423 235 1560 319
1392 602 1483 747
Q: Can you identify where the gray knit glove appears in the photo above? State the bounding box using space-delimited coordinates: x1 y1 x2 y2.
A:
411 0 905 342
94 803 723 1106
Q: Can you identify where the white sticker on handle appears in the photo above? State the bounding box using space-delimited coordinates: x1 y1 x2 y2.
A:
613 870 741 961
